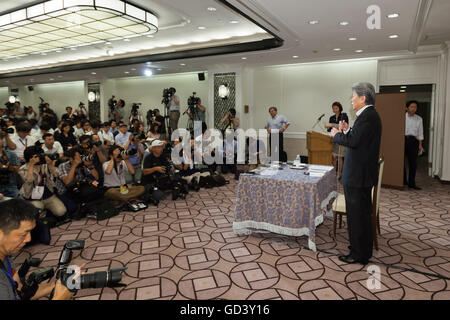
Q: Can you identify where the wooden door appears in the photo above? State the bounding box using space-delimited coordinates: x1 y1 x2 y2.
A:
375 93 406 188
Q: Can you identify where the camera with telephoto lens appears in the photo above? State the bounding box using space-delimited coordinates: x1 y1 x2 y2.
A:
117 146 138 158
0 118 14 135
16 257 55 300
37 152 59 165
79 140 102 151
54 240 127 294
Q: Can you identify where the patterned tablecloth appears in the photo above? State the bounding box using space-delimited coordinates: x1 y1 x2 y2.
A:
233 165 338 251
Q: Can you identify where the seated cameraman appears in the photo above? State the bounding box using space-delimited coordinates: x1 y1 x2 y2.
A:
42 133 64 158
56 147 101 215
79 135 107 187
18 146 67 218
0 199 73 300
142 139 188 200
0 138 20 198
11 121 37 164
98 121 115 146
103 145 145 203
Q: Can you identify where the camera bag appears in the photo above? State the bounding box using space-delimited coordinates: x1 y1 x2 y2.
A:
82 198 120 221
211 174 229 187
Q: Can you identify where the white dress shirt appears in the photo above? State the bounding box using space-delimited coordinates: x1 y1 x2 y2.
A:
43 141 64 155
405 113 424 141
11 134 37 159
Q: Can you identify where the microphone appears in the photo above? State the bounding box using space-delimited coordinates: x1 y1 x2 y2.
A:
317 113 325 121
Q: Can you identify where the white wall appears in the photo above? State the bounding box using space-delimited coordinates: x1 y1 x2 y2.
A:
16 81 86 118
250 60 379 135
0 87 8 106
102 72 209 129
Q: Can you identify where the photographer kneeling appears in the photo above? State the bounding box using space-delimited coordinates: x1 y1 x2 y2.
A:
18 146 67 219
0 199 73 300
103 145 145 203
142 139 188 202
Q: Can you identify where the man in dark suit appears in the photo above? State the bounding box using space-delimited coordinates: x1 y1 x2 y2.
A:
330 82 382 265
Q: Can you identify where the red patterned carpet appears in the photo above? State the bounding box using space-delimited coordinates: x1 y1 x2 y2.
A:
15 169 450 300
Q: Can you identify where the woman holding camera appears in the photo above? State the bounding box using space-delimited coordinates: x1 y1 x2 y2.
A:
18 146 67 218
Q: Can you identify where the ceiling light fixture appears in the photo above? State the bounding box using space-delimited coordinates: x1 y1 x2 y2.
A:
88 91 96 102
198 26 206 30
0 0 159 60
218 84 230 99
339 21 349 26
229 20 239 24
348 37 357 41
388 13 400 19
333 48 341 51
179 63 186 66
400 89 406 93
144 69 153 76
292 55 299 58
9 96 16 104
355 50 363 53
207 7 217 12
308 20 319 25
389 34 399 39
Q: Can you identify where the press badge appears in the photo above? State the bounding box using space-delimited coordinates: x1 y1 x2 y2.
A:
31 186 44 200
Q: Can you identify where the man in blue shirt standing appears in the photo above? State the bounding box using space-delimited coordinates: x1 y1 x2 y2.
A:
265 107 290 162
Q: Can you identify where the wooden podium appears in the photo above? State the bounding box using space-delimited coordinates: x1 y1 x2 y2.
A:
306 131 333 165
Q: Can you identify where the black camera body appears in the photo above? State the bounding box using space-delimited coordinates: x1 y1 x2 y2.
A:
187 92 200 106
0 119 14 134
38 97 46 114
117 146 138 158
55 240 126 293
162 87 175 105
37 153 59 165
131 103 141 116
4 101 15 112
108 95 117 114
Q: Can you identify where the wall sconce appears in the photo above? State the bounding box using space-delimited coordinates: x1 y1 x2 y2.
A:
218 84 230 99
88 91 98 102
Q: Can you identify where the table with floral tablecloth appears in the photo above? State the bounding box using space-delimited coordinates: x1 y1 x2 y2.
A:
233 165 338 251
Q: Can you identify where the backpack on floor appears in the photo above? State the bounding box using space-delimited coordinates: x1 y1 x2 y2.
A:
199 175 216 188
211 174 229 187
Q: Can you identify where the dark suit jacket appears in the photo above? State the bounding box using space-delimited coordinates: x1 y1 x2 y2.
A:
333 106 382 188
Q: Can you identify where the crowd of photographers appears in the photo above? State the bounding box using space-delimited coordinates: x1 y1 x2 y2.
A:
0 91 256 300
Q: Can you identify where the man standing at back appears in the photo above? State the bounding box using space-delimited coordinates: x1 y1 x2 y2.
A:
331 82 382 265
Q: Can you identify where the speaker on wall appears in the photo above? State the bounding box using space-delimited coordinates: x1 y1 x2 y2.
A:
198 72 205 81
28 86 34 91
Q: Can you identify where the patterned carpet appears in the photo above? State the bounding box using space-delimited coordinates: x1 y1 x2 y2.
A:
14 168 450 300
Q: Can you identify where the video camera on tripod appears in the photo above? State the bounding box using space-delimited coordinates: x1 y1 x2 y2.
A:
108 95 117 114
162 87 175 106
131 103 141 116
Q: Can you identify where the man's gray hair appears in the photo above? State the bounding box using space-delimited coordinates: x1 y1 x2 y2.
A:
352 82 376 106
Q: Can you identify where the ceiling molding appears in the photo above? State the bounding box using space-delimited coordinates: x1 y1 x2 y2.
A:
408 0 434 53
0 38 283 79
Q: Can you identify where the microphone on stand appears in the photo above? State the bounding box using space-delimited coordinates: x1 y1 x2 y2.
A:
312 113 326 130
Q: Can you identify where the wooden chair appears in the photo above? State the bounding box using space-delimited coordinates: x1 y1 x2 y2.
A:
332 157 385 250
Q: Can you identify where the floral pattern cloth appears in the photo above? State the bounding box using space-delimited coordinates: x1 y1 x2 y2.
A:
233 167 337 251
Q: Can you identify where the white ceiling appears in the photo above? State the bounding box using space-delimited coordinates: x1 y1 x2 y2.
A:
1 0 450 86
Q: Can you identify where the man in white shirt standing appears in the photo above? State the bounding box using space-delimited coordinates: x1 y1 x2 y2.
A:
404 100 424 190
42 133 64 158
265 106 290 162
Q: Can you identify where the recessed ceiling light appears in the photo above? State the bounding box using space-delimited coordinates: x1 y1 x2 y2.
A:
389 34 399 39
144 69 153 76
124 38 131 42
292 55 299 58
124 71 130 74
339 21 349 26
308 20 319 25
147 35 154 38
355 50 363 53
207 7 217 11
400 90 406 92
41 53 47 56
230 20 239 24
241 57 247 60
333 48 342 51
180 63 186 66
388 13 400 18
49 78 54 80
91 72 96 75
131 68 136 71
157 68 162 71
56 50 62 53
198 26 206 30
349 37 357 41
70 48 77 51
